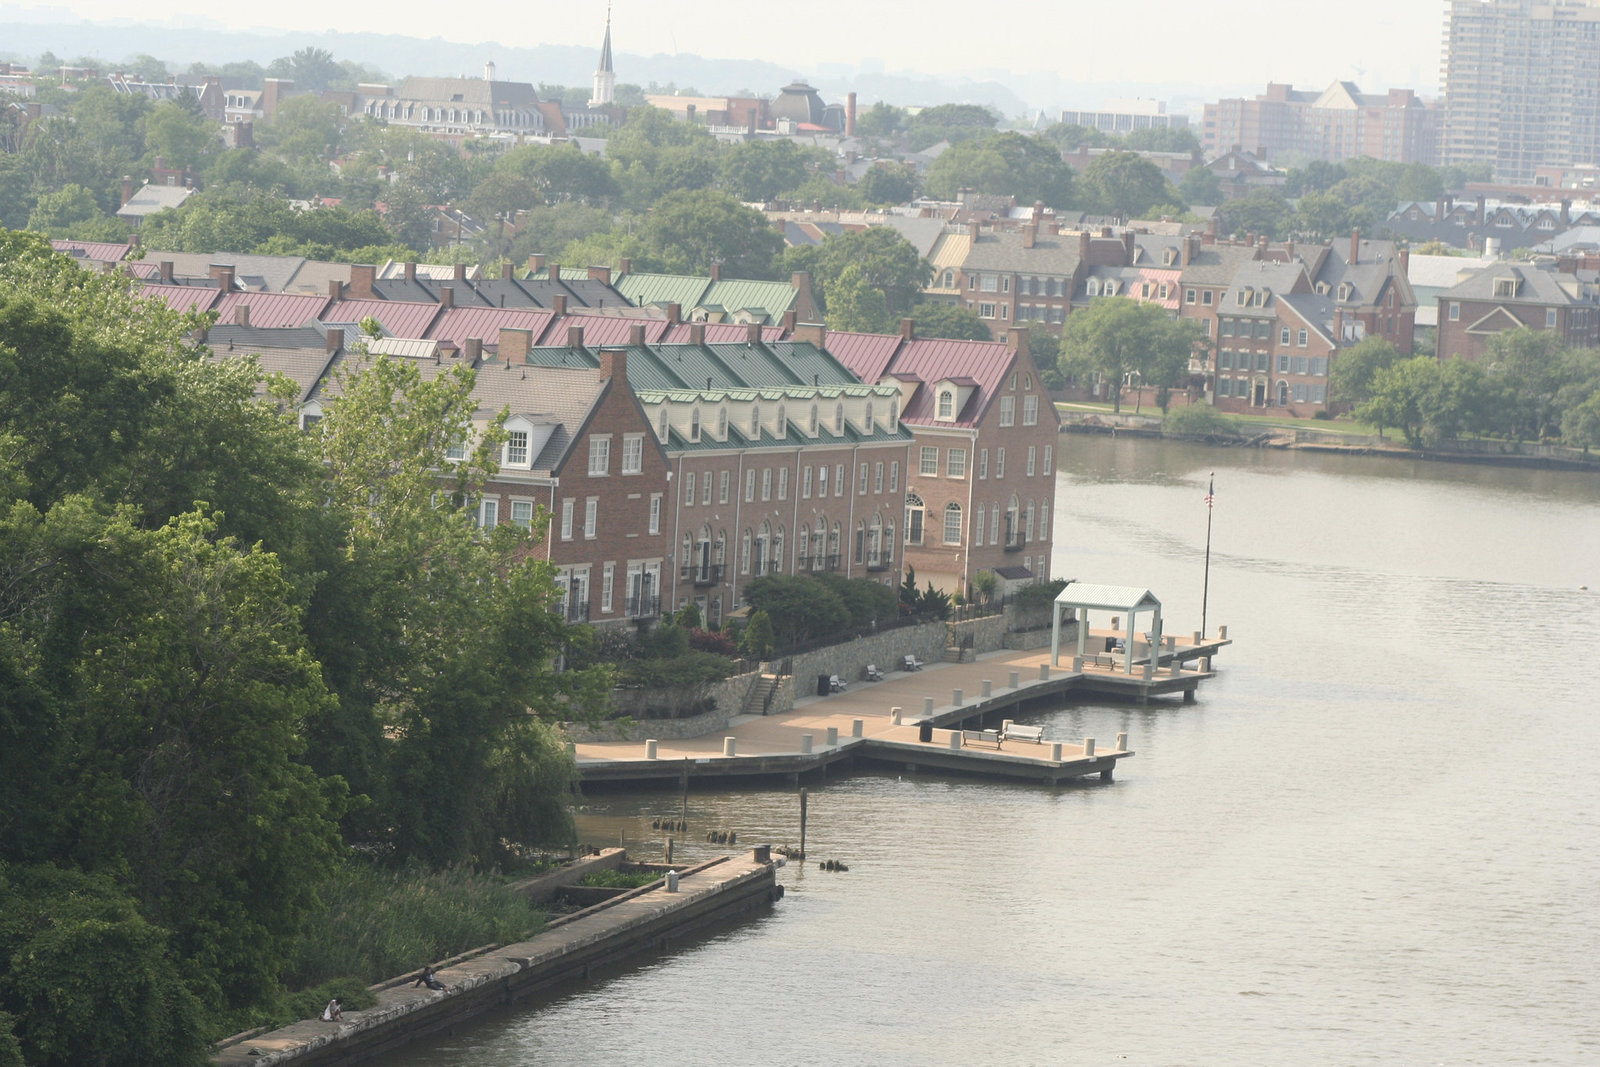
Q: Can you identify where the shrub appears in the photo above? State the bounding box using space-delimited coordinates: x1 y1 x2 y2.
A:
1014 578 1068 610
740 610 775 658
1163 404 1242 438
687 627 738 656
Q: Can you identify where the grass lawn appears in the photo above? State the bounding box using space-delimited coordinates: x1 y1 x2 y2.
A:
1055 400 1391 439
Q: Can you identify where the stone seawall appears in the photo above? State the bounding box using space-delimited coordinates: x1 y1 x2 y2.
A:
949 612 1007 655
786 620 948 691
563 671 763 742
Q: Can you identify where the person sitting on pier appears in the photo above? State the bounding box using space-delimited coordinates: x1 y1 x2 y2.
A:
414 966 446 991
321 998 343 1022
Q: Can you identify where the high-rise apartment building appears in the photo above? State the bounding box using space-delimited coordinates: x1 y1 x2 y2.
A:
1201 82 1436 165
1441 0 1600 182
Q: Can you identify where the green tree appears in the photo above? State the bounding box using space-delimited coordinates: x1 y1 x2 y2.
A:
739 609 776 658
1292 190 1352 239
269 47 344 93
922 131 1075 208
1329 336 1400 407
258 94 345 165
1123 127 1201 154
854 102 906 139
784 227 932 324
823 262 891 331
1355 356 1444 445
1060 297 1203 414
719 139 819 201
905 103 999 150
742 574 851 650
25 182 125 239
1080 150 1179 218
1178 166 1222 207
144 99 217 171
1395 162 1445 203
911 301 992 340
858 162 916 205
1219 190 1292 239
637 188 783 277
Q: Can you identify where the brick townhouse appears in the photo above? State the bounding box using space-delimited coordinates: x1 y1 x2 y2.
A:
1436 261 1600 362
830 323 1061 597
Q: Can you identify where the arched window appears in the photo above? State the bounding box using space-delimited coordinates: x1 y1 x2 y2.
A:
829 522 841 562
1006 494 1020 546
884 521 896 561
890 399 899 426
905 493 925 546
741 528 752 574
777 403 787 435
1277 380 1289 406
750 403 761 437
658 407 669 440
942 269 954 287
868 513 883 567
798 523 810 568
714 529 727 565
943 502 963 545
854 520 867 564
682 534 693 569
835 402 845 432
975 504 986 546
1087 278 1100 296
757 520 771 573
1024 500 1035 542
690 407 701 442
773 526 785 573
864 401 874 430
809 404 819 434
717 407 728 439
937 390 954 418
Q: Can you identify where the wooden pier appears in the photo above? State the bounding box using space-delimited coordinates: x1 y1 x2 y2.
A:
575 636 1228 789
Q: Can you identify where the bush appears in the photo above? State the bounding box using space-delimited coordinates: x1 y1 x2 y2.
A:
1163 405 1242 438
578 867 662 889
284 862 545 991
687 627 738 656
1014 578 1068 610
739 610 775 658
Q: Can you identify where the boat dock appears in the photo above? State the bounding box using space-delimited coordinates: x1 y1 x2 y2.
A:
576 632 1228 789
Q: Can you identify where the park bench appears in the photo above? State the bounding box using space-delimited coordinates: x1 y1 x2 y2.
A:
864 664 885 681
961 728 1002 749
828 674 846 692
903 654 925 671
1003 723 1045 744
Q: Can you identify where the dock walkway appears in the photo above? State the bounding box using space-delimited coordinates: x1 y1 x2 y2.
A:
577 633 1227 788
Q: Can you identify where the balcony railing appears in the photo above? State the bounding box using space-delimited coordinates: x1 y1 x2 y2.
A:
865 554 890 572
565 601 590 623
689 564 724 586
824 553 841 572
625 595 660 619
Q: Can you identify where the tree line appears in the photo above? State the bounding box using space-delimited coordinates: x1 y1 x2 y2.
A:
0 231 611 1063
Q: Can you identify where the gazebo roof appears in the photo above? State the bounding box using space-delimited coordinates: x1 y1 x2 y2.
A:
1054 583 1162 613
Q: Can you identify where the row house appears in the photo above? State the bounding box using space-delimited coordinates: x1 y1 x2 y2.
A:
1436 262 1600 363
937 223 1128 338
1206 262 1340 414
830 323 1061 597
1299 232 1416 355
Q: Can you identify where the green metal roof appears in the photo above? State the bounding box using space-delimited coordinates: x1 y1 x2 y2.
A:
614 272 712 310
701 279 797 320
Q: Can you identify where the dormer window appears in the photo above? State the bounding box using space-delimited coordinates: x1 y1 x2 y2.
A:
751 403 761 437
890 399 898 426
690 408 701 443
1238 288 1251 306
809 404 819 434
835 402 845 433
658 408 668 440
717 406 728 439
937 390 954 418
1163 248 1177 266
1104 279 1117 296
777 403 787 434
1337 282 1353 302
1087 279 1100 296
864 401 874 430
1493 276 1519 298
504 429 529 467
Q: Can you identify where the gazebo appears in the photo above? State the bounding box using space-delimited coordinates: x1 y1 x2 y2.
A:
1050 583 1163 674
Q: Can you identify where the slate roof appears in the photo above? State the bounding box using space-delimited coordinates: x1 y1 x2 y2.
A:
206 333 338 404
1221 261 1310 319
117 184 194 220
394 77 541 109
961 229 1083 276
1179 243 1262 286
1440 262 1590 305
1310 239 1412 309
142 250 313 293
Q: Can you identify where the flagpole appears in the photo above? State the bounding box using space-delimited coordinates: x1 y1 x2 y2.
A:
1201 473 1214 640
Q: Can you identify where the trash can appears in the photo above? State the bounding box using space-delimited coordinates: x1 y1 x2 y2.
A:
918 721 934 743
817 674 831 696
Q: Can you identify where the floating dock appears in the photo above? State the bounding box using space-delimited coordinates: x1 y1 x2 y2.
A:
576 636 1228 789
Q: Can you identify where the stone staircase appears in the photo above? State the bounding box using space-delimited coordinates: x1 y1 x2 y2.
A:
941 646 975 664
743 673 783 715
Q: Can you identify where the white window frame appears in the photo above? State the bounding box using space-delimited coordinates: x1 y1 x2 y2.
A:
588 435 611 475
648 493 662 534
1022 394 1038 426
511 499 534 528
999 396 1016 426
745 469 756 502
919 446 939 476
1042 445 1053 476
583 497 598 539
561 499 574 540
996 447 1006 478
947 448 967 478
1027 446 1036 477
621 433 644 474
979 448 989 479
505 429 529 467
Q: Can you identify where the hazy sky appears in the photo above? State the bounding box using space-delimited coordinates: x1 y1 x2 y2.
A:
9 0 1449 95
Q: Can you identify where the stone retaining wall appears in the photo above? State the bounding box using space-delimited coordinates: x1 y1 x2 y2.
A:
786 620 947 692
949 612 1007 655
562 671 759 742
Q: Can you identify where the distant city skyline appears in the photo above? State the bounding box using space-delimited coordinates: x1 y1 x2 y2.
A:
5 0 1448 103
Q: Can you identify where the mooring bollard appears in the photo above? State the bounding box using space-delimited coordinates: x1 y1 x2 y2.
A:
1193 630 1202 644
891 708 902 725
1072 655 1084 671
1168 660 1183 677
1116 732 1128 751
1165 635 1175 651
923 696 935 717
800 733 813 754
947 730 962 751
953 688 964 706
1201 656 1212 672
852 718 864 738
1083 737 1096 757
1009 671 1020 689
723 737 737 757
1218 624 1228 640
1039 664 1050 681
645 739 658 759
1111 616 1120 631
1142 662 1154 680
1051 742 1063 761
826 726 838 746
665 837 673 863
981 679 992 698
665 869 679 893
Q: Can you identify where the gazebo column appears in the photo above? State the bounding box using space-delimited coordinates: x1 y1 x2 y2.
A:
1050 601 1062 666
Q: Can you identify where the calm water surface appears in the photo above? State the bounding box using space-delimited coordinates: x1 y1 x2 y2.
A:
392 438 1600 1066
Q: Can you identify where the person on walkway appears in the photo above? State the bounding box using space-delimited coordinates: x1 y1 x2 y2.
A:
414 966 446 991
321 998 343 1022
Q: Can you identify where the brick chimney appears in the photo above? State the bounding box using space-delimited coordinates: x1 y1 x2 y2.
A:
1182 233 1200 266
588 264 612 284
742 322 759 344
599 346 628 381
552 294 567 315
620 257 632 275
233 304 250 327
403 260 416 283
709 263 721 281
121 175 134 206
209 264 235 291
1007 325 1030 359
463 337 483 365
527 254 546 274
666 302 681 324
547 262 560 282
1023 225 1036 249
453 262 467 282
782 309 797 332
1398 247 1410 272
690 323 706 346
846 90 857 136
628 323 647 347
499 327 533 363
1078 232 1091 260
349 263 377 298
1349 228 1360 264
501 262 515 280
900 317 915 340
792 322 827 349
439 285 454 309
328 279 344 300
567 324 585 348
325 327 343 354
158 260 174 283
1123 230 1135 262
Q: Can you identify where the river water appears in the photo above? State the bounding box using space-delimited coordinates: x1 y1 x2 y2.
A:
391 437 1600 1067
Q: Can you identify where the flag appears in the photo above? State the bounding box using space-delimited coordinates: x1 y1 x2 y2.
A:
1203 474 1215 510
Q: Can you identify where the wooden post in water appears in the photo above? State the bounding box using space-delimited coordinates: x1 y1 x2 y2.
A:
799 787 808 865
679 758 690 833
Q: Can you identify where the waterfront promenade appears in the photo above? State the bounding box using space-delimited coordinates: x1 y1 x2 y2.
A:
575 633 1227 788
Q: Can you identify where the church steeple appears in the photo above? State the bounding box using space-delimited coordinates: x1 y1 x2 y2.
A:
590 5 616 107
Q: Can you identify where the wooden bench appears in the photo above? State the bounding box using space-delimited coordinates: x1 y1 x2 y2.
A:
1086 654 1120 669
1003 723 1045 744
828 674 846 692
961 729 1001 749
864 664 885 682
903 655 925 671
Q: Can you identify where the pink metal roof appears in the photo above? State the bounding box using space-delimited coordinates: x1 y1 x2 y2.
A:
539 314 670 347
214 291 330 329
52 239 133 263
892 337 1016 426
660 322 786 344
138 284 220 314
324 299 441 340
824 330 905 385
427 307 555 350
